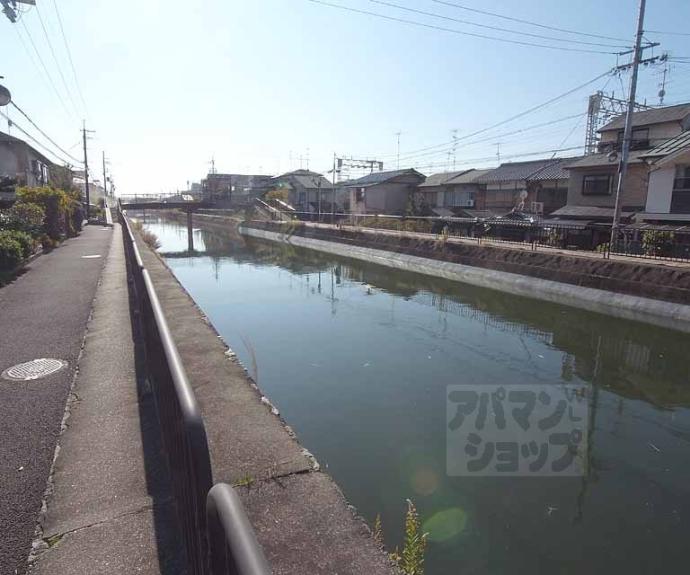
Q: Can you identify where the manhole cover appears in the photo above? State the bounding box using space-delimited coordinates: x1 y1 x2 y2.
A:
1 359 68 381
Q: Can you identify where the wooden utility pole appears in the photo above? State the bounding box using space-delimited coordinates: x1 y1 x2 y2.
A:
610 0 647 248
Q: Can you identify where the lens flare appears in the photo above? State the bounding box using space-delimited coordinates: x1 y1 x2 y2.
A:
423 507 468 543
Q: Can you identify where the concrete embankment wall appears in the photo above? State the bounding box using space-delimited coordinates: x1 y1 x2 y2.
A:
240 221 690 334
132 229 396 575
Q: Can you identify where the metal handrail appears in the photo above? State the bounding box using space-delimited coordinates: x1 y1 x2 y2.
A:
206 484 272 575
119 210 271 574
120 211 213 573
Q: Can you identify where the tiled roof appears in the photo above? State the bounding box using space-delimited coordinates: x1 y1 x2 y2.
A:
292 175 333 189
563 150 647 169
275 170 332 189
447 168 494 185
599 102 690 132
527 157 581 181
473 158 572 184
550 205 636 219
418 170 471 188
343 168 424 187
640 130 690 159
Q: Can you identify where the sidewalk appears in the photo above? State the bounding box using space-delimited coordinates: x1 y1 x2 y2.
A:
27 224 185 574
0 225 113 575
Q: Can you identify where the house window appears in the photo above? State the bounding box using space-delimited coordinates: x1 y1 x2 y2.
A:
582 174 612 195
355 188 365 202
675 165 690 191
616 128 650 150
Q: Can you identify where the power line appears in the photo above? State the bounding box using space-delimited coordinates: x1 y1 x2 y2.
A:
34 2 81 118
369 0 629 49
645 30 690 37
375 68 612 161
408 145 585 172
306 0 618 54
19 18 73 120
0 110 80 167
9 101 83 164
51 0 89 116
395 113 586 163
430 0 630 43
13 25 53 95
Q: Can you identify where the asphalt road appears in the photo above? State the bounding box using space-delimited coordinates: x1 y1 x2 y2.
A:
0 226 113 575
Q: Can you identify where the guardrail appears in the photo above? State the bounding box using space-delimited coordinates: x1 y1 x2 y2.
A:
207 484 271 575
120 211 271 574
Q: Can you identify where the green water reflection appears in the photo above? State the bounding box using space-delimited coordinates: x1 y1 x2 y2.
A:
145 216 690 575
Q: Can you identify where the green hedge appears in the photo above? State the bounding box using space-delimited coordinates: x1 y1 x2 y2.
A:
0 202 45 236
17 187 70 240
0 230 25 271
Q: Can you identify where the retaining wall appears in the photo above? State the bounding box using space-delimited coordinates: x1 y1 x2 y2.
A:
240 221 690 334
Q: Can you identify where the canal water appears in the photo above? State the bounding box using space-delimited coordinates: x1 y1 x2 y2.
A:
143 216 690 575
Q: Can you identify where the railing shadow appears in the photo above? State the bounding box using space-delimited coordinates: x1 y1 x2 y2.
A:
124 236 190 574
120 210 271 575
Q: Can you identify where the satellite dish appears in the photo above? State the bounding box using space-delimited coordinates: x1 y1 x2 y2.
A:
607 151 618 163
0 84 11 107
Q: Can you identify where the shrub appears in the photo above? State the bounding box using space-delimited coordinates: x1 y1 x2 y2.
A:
0 202 45 236
10 230 35 258
0 231 25 271
131 220 161 250
642 230 674 256
265 188 289 203
16 186 71 241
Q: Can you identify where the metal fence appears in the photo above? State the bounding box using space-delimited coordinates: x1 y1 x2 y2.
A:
256 204 690 263
120 212 270 575
207 484 271 575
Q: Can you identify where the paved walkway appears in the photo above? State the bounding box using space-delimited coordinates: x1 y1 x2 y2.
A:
27 224 184 574
0 224 183 575
0 226 112 575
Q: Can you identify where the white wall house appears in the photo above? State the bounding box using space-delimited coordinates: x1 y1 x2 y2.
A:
639 131 690 222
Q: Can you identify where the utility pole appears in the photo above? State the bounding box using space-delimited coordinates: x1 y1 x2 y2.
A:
82 121 91 218
395 131 402 169
610 0 647 249
102 151 108 197
658 63 668 105
332 153 337 218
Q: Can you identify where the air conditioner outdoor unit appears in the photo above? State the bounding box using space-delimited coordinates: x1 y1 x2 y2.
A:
465 199 475 208
531 201 544 214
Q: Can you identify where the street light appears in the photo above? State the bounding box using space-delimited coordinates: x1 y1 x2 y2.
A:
0 83 11 107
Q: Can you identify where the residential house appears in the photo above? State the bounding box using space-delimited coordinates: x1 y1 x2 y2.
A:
414 169 491 216
0 131 53 201
271 169 334 212
202 173 273 207
557 102 690 222
637 130 690 223
472 157 575 216
345 168 425 215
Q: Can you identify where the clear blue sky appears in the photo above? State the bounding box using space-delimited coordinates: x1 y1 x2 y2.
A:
1 0 689 194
